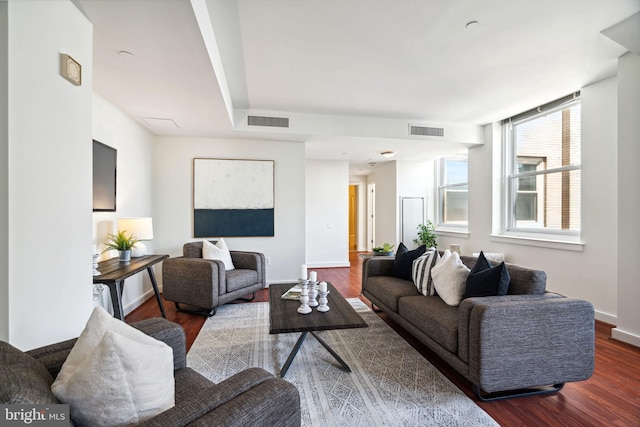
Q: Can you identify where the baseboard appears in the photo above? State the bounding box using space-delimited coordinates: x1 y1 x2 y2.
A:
123 288 156 316
306 261 350 268
611 327 640 348
595 310 617 325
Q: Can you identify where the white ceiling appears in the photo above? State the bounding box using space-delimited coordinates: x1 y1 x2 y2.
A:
74 0 639 175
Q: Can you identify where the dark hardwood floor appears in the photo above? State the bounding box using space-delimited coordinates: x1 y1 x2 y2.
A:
127 252 640 426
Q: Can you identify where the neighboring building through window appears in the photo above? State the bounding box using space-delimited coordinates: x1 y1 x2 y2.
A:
436 154 468 228
505 93 581 234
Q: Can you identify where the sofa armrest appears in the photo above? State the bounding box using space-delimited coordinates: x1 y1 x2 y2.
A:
131 318 187 370
230 251 266 286
362 257 395 293
465 296 594 393
139 368 300 427
26 338 78 379
162 257 224 308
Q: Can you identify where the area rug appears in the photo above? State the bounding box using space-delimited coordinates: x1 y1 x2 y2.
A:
187 299 498 427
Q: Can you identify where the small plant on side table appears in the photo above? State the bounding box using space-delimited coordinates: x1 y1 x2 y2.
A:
103 230 138 262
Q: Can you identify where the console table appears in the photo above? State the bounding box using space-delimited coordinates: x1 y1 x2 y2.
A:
93 254 169 321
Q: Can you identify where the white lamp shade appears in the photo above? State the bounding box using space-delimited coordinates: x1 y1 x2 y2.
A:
118 217 154 240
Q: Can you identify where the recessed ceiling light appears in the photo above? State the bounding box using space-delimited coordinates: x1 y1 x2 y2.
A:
119 50 134 57
380 150 396 158
466 20 479 29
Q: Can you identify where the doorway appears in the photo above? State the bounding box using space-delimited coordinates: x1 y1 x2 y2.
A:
349 185 358 251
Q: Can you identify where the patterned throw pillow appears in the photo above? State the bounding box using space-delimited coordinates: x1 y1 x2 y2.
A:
412 249 439 296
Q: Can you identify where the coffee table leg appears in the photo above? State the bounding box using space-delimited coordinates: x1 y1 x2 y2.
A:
311 331 351 373
280 332 309 378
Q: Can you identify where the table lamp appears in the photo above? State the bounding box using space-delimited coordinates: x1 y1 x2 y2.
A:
118 217 153 257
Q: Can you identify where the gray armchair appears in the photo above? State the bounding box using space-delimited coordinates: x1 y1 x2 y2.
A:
162 241 266 316
2 318 301 426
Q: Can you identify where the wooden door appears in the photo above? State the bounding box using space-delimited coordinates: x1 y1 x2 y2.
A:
349 185 358 251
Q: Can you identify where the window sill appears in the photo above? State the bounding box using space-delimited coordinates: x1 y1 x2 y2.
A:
489 234 584 252
435 229 470 239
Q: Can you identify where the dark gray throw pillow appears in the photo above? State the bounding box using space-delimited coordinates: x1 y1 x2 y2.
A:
464 251 510 298
392 243 426 281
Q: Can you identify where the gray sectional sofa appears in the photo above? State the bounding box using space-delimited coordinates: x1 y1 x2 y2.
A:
362 254 595 401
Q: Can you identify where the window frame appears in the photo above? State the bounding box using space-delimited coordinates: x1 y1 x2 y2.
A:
504 95 581 237
436 154 469 230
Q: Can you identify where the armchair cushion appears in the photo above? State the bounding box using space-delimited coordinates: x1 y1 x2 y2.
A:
0 341 58 404
203 238 235 271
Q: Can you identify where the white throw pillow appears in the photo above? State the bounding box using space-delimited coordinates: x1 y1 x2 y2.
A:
431 250 471 306
51 307 175 426
412 249 439 296
202 238 235 271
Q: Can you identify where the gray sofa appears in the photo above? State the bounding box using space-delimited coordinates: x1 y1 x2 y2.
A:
163 241 266 316
362 254 595 401
1 318 301 426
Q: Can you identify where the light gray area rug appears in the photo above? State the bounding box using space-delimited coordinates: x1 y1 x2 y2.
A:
187 299 498 427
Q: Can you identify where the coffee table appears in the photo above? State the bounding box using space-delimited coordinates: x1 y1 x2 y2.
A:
269 282 368 377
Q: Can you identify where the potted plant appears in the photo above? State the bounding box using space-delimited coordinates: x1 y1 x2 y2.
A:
372 242 395 256
414 220 437 249
103 230 139 262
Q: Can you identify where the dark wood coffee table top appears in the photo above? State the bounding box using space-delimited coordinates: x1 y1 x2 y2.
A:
269 282 368 334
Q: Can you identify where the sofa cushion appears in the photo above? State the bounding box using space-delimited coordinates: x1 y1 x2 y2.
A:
0 341 59 404
464 251 510 298
412 249 439 296
399 296 459 353
226 269 259 293
392 243 426 281
431 250 470 306
365 276 420 312
203 238 235 271
52 306 175 426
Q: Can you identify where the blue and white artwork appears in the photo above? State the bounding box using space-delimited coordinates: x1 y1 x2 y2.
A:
193 158 275 237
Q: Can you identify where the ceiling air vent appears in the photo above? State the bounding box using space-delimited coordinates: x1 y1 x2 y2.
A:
248 115 290 128
409 124 444 137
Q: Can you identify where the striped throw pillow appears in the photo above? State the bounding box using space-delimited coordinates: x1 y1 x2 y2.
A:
412 249 440 296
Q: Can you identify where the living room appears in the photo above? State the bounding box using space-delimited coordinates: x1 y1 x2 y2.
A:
2 0 640 424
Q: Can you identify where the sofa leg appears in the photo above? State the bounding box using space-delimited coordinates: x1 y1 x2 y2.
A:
371 303 382 313
174 302 217 317
473 383 565 402
238 292 256 302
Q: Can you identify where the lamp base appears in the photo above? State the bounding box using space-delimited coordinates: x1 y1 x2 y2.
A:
131 242 147 257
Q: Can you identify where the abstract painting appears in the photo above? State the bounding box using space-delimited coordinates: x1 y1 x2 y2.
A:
193 158 275 237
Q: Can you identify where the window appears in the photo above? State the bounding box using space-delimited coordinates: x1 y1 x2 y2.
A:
436 154 468 228
505 93 581 234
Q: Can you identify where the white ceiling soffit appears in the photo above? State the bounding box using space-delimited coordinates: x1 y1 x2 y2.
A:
601 12 640 56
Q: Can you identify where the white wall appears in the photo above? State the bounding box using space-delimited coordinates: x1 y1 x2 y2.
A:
153 137 306 283
0 1 8 342
92 93 156 314
437 75 620 324
613 52 640 346
396 160 432 249
6 0 93 349
306 160 349 267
